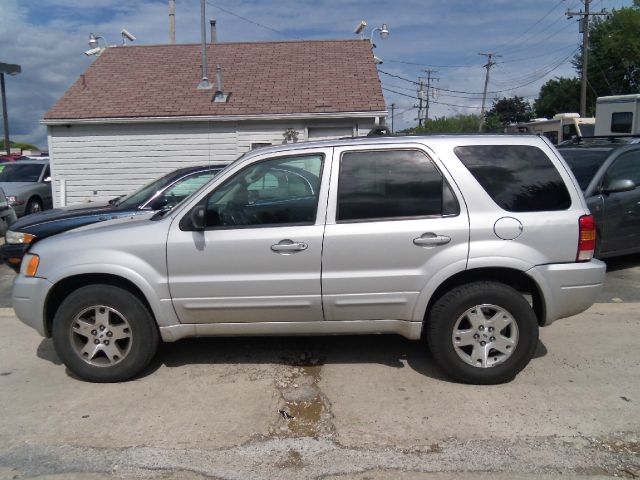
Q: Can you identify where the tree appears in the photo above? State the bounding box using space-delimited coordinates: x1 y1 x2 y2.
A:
534 77 581 118
572 3 640 111
401 114 481 134
485 96 533 126
0 140 39 151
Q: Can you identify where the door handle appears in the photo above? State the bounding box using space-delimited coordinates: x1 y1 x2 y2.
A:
271 239 308 253
413 233 451 247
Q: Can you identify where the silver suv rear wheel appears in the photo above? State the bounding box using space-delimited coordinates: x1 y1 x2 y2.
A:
427 281 538 384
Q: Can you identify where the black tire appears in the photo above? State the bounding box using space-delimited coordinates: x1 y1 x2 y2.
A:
25 198 42 215
426 281 539 385
52 284 159 382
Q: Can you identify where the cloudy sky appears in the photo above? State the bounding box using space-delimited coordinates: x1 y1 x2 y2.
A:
1 0 633 149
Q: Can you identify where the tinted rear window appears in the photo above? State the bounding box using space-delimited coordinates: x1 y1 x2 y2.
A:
454 145 571 212
559 148 611 191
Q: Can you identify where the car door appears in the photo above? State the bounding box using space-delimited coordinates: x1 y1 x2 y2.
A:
321 145 469 322
600 149 640 254
167 150 330 324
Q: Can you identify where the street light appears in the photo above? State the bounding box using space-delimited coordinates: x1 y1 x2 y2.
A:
0 62 21 155
85 33 109 56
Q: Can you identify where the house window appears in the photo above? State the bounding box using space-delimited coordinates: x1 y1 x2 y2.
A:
251 142 272 150
611 112 633 133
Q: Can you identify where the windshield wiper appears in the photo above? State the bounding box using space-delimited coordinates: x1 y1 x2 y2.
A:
108 195 124 206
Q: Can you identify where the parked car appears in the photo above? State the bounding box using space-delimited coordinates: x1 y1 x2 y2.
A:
1 165 226 271
12 135 605 384
558 140 640 258
0 187 17 235
0 160 52 217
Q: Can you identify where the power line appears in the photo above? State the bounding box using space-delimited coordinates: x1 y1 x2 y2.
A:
205 1 303 40
489 0 568 53
381 87 483 109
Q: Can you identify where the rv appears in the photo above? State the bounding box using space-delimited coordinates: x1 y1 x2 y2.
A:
505 113 595 144
595 94 640 136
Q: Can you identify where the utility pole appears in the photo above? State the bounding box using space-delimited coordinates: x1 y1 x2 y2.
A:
169 0 176 44
422 69 439 122
478 52 500 132
415 78 425 127
0 63 21 156
390 103 395 133
566 1 609 117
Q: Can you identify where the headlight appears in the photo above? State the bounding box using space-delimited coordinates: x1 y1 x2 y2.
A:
21 254 40 277
5 231 36 245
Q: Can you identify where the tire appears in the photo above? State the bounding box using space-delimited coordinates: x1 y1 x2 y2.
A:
426 281 539 385
25 198 42 215
52 285 159 382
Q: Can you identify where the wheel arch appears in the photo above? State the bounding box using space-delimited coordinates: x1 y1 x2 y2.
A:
424 267 546 327
44 273 154 337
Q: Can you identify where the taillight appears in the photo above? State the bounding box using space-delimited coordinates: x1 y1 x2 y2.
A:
577 215 596 262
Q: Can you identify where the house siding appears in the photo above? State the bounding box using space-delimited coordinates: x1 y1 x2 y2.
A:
49 118 374 206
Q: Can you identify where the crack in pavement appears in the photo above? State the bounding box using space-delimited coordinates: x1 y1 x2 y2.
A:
0 433 638 480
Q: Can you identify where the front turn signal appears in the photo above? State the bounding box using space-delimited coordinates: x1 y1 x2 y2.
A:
23 254 40 277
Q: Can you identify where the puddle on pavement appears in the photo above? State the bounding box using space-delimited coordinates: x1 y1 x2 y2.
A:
271 357 334 438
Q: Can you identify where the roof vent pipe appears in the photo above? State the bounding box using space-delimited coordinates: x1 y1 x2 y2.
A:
210 18 217 44
197 0 213 90
213 64 229 102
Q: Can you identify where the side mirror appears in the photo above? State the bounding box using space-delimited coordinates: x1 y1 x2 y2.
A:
190 205 206 231
149 196 168 210
603 178 636 194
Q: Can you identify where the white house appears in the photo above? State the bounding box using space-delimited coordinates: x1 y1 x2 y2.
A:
43 39 387 206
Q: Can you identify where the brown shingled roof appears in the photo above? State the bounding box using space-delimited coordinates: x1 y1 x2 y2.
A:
44 39 386 121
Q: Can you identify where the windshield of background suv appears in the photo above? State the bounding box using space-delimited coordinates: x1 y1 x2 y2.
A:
559 148 612 191
0 163 44 182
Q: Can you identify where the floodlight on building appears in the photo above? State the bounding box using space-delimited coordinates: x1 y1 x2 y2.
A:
86 33 109 56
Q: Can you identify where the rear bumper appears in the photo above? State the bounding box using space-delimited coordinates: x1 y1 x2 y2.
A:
528 259 606 326
12 275 53 337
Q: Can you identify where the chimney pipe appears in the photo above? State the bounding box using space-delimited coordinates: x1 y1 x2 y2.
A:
215 64 223 93
197 0 212 89
169 0 176 44
210 18 217 44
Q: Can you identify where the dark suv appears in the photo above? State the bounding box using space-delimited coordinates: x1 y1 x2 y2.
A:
1 165 225 271
558 138 640 258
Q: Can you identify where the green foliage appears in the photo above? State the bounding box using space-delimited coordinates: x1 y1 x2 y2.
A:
572 4 640 109
0 139 39 151
534 77 581 118
485 96 533 126
401 114 481 134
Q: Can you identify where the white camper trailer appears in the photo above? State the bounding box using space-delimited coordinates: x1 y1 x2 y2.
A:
595 94 640 136
505 113 595 144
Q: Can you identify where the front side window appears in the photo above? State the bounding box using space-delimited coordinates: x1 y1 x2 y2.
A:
611 112 633 134
192 154 323 229
606 150 640 186
455 145 572 212
337 149 458 222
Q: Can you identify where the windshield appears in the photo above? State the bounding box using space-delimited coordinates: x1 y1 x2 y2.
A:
118 171 184 208
579 124 595 137
559 148 612 191
0 163 44 182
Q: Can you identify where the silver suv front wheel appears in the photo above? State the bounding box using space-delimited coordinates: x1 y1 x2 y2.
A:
52 284 159 382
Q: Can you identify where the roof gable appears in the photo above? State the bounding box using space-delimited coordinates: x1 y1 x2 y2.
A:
44 39 386 121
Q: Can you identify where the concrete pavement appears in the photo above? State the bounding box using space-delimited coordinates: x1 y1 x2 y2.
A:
0 300 638 479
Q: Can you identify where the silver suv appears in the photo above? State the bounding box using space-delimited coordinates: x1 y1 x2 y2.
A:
13 135 606 384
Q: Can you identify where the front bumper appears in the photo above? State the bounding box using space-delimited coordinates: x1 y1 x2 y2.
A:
528 259 607 326
12 275 53 337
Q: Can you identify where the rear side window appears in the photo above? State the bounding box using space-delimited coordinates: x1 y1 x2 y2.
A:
454 145 571 212
337 149 459 222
